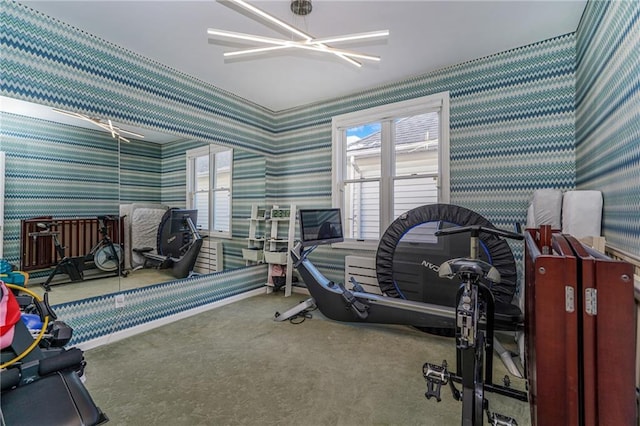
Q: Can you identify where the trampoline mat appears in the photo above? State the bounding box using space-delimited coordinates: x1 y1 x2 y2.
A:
376 204 518 310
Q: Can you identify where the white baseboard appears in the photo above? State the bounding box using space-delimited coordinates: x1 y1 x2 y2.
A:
76 287 268 351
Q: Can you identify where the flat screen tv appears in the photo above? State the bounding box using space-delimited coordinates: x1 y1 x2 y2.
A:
299 208 344 247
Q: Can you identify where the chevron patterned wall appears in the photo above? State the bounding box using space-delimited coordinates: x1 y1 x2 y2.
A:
54 265 268 346
1 112 123 266
157 139 267 269
0 110 267 344
2 0 636 344
267 34 577 283
270 34 577 228
0 111 266 272
1 0 275 155
576 0 640 255
119 137 163 204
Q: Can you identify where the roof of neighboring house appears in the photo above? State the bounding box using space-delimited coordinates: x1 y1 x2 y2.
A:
348 112 440 151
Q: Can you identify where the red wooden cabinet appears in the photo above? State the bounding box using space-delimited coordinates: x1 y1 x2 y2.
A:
524 230 636 426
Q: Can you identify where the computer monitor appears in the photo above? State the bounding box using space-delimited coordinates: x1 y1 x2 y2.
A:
299 208 344 247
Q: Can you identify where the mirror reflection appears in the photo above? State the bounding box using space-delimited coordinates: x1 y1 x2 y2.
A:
0 96 265 305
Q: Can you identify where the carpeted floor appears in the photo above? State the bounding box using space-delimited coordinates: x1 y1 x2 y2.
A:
83 292 530 425
30 268 175 305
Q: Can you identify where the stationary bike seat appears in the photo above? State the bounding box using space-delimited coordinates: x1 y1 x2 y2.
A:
133 247 154 253
440 258 523 330
438 258 501 284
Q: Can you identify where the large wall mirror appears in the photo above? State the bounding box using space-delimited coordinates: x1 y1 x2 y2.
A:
1 96 266 305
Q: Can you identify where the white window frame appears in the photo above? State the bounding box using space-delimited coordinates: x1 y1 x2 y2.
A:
186 145 233 239
331 92 450 250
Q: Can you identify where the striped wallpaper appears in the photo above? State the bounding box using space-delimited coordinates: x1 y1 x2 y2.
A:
1 112 121 266
267 34 578 283
575 0 640 255
0 109 267 344
1 0 275 154
0 111 266 271
53 265 268 346
1 0 637 343
119 137 163 204
269 34 578 230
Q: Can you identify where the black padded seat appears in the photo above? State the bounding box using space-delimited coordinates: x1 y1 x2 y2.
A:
1 370 108 425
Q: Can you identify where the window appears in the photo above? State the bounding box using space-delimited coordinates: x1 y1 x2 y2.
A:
186 145 233 238
332 93 450 249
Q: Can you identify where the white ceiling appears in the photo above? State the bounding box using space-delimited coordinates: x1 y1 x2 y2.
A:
19 0 587 113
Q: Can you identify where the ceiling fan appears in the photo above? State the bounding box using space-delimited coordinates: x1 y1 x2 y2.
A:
52 109 144 143
207 0 389 67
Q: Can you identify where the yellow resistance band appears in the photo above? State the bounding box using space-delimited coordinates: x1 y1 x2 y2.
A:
0 284 49 369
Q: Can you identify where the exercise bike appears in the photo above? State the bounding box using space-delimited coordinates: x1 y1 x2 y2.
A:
422 225 527 426
282 209 527 424
37 215 126 291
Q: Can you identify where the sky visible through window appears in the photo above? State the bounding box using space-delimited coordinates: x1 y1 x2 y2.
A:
346 123 380 143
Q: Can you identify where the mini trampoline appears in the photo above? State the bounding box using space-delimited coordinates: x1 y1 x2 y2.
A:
376 204 518 323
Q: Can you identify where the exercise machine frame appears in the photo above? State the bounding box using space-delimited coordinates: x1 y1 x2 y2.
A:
280 242 454 329
422 225 527 426
280 236 526 380
37 215 126 291
133 209 205 279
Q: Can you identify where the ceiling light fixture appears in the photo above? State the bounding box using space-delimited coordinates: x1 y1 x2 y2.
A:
208 0 389 67
207 29 384 61
52 108 144 143
290 0 312 16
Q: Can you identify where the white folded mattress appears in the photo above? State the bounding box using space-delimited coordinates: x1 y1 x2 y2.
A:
120 203 169 269
562 190 603 238
526 189 563 229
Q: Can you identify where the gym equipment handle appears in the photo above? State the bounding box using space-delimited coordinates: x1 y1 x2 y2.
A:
435 225 523 241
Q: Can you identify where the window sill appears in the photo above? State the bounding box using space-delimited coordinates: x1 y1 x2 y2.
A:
202 230 232 240
331 240 379 251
